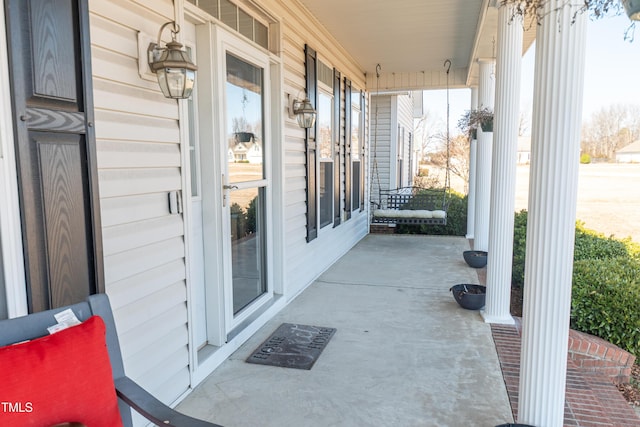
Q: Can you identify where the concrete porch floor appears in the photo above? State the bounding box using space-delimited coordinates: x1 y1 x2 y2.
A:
177 234 514 426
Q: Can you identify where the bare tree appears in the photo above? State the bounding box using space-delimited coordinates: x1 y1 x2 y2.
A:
414 109 446 163
518 109 530 137
428 134 470 193
581 104 640 159
232 116 251 133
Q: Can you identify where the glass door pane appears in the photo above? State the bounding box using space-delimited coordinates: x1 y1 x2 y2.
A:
228 187 265 314
224 52 267 316
226 53 264 184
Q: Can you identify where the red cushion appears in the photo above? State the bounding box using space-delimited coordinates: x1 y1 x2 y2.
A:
0 315 124 427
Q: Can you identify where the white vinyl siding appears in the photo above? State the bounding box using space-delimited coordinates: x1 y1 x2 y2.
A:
273 1 369 297
89 0 190 412
370 95 392 206
371 93 414 198
83 0 369 413
397 94 415 187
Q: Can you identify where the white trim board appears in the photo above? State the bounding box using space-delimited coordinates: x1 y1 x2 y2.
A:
0 2 28 318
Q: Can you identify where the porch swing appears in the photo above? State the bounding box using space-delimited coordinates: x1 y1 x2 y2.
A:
371 60 453 226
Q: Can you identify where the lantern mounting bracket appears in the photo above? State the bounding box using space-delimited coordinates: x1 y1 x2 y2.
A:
147 22 180 68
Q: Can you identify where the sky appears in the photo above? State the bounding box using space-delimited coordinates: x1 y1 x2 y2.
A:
422 12 640 135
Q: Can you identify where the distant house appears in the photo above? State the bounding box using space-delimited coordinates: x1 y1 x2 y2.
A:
229 132 263 164
370 92 416 206
615 140 640 163
517 136 531 164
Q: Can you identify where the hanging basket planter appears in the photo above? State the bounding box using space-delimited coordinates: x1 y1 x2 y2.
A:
458 107 493 137
234 131 255 142
623 0 640 20
480 119 493 133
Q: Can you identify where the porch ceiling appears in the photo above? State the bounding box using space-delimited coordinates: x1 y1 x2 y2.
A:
297 0 535 91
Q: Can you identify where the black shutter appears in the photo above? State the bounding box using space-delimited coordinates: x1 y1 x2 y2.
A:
333 69 341 227
344 78 352 220
6 0 104 312
360 90 366 210
305 45 318 242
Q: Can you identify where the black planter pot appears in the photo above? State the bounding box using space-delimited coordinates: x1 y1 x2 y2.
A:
481 120 493 132
234 131 254 142
463 250 487 268
450 284 486 310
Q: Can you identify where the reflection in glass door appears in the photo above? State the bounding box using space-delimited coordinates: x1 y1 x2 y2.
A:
227 188 265 313
224 52 267 316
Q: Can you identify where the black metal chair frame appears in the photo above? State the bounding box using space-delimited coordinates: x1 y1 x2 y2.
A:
0 294 221 427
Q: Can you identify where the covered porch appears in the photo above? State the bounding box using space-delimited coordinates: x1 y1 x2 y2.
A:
1 1 637 426
175 235 639 426
313 1 635 425
177 234 514 426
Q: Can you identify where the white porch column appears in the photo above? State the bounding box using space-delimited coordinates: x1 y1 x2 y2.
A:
473 60 495 252
466 87 478 239
518 2 587 426
483 3 522 325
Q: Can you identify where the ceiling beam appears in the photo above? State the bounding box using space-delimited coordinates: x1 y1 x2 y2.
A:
365 67 469 92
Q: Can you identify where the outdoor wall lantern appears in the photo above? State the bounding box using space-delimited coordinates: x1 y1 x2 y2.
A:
288 94 316 129
148 21 197 99
623 0 640 20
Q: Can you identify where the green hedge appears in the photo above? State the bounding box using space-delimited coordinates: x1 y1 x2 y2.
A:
512 210 640 358
511 210 528 288
511 213 634 287
573 221 631 261
572 257 640 358
396 190 467 236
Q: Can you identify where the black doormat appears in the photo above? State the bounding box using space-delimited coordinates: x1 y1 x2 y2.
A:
246 323 336 370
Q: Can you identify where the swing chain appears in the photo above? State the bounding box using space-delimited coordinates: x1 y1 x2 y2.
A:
443 59 452 211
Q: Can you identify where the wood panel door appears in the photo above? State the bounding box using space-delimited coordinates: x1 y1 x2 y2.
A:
5 0 103 312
